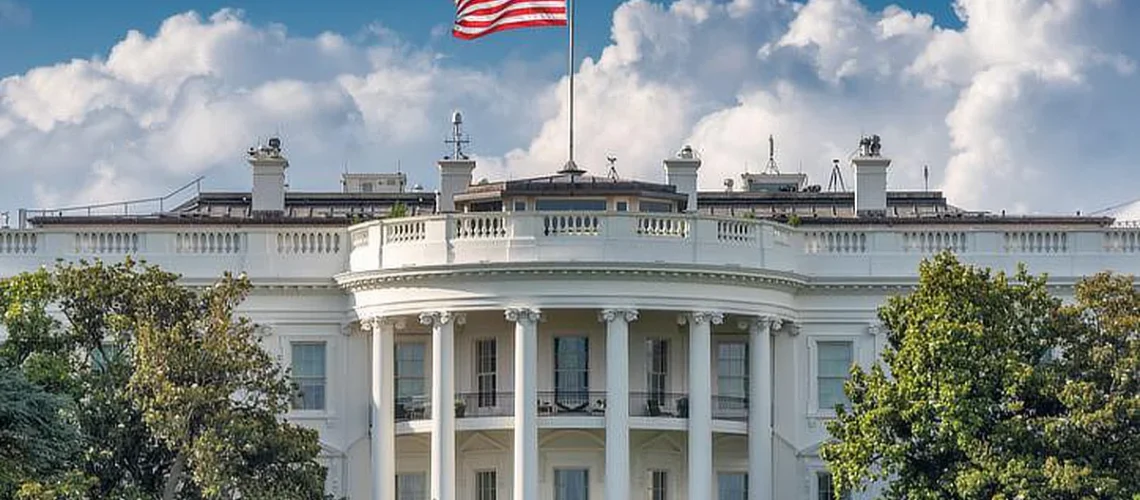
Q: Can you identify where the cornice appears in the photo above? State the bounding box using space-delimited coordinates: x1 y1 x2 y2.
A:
335 262 808 293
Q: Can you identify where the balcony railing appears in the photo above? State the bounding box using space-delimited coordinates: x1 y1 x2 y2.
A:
630 392 689 418
712 395 748 422
394 396 431 423
536 391 607 416
455 392 514 418
344 212 1140 280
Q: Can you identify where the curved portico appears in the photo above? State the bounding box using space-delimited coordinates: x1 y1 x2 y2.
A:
342 259 797 500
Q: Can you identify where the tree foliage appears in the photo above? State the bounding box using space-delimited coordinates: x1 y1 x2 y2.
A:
0 259 330 499
0 368 80 497
822 252 1140 499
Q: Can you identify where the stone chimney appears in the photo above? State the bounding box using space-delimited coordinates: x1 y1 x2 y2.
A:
664 145 701 212
852 135 891 217
437 159 475 213
246 137 289 215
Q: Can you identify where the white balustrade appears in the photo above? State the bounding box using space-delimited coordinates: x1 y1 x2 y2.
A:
276 231 341 254
902 231 968 253
0 231 36 254
176 232 243 254
6 215 1140 283
454 215 507 239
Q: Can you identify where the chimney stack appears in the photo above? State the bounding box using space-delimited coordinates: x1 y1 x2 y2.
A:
852 135 891 217
437 159 476 213
664 145 701 212
247 137 289 215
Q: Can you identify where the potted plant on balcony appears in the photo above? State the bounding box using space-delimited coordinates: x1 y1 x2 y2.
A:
455 398 467 417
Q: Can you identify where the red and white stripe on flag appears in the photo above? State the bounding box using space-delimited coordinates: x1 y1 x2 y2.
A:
453 0 568 40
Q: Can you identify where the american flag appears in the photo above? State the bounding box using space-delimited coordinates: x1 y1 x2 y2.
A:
452 0 568 40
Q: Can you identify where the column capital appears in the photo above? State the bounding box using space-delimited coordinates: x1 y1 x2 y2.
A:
736 315 785 335
867 321 885 337
679 311 724 326
362 316 407 333
504 307 542 325
419 311 465 327
598 308 639 324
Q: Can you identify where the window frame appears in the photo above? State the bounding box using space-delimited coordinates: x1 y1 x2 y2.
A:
290 341 327 411
715 339 749 411
474 338 498 408
808 336 857 416
475 469 497 500
395 341 428 405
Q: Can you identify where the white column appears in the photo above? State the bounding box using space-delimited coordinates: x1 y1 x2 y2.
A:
506 308 541 500
600 308 638 500
421 311 463 500
686 311 722 500
740 317 777 500
367 317 401 500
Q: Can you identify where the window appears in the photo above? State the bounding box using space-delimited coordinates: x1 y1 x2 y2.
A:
717 341 748 409
476 470 497 500
361 182 374 193
554 337 589 407
535 199 607 211
475 339 497 407
396 473 427 500
639 201 675 213
647 339 669 404
650 470 668 500
817 472 850 500
513 201 527 211
554 468 589 500
616 201 629 212
396 343 426 402
817 341 854 411
717 472 747 500
291 342 326 410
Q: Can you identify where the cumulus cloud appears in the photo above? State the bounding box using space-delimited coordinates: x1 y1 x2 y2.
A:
0 0 1138 219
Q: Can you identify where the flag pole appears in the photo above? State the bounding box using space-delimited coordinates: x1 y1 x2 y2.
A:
563 0 580 173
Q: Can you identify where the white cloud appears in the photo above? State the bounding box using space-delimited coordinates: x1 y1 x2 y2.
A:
0 0 1138 219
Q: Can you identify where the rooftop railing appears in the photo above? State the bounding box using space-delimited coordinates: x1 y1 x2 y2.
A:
5 211 1140 281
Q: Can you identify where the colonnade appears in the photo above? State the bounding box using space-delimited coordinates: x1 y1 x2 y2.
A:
364 308 782 500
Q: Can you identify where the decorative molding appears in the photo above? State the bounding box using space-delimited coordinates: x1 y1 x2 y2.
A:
336 265 806 293
867 322 884 337
684 312 720 328
361 316 407 333
598 308 639 324
417 311 465 327
504 307 542 325
736 315 786 335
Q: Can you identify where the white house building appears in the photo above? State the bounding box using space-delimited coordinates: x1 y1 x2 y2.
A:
1 128 1136 500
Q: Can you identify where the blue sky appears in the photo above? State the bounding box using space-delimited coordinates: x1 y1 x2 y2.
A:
0 0 1136 217
0 0 962 77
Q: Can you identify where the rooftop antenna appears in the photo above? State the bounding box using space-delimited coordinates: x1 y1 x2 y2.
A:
606 155 619 180
444 110 471 160
397 159 402 173
923 164 929 192
827 158 847 192
764 134 781 174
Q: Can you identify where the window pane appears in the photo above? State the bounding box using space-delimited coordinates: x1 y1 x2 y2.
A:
554 469 589 500
555 337 589 400
396 343 427 401
397 473 426 500
817 342 853 410
291 342 326 410
651 470 667 500
476 470 497 500
717 473 748 500
536 199 607 211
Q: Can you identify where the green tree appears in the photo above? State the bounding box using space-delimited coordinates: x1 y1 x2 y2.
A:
0 368 80 497
0 259 330 499
821 252 1140 499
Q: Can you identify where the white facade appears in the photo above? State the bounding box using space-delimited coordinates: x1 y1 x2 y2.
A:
2 148 1137 500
